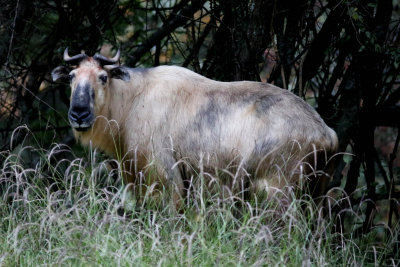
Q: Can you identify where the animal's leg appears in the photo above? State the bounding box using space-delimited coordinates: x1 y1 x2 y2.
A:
156 148 185 212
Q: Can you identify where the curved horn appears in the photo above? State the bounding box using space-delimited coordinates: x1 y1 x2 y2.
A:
63 48 88 65
93 49 120 66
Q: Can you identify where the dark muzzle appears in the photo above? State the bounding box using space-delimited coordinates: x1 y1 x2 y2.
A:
68 83 94 131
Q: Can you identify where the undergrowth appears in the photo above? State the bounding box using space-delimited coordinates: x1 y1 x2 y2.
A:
0 136 399 266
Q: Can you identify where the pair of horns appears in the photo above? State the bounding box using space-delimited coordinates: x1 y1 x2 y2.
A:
63 48 120 66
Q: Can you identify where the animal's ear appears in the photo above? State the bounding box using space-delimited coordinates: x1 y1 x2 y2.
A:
51 66 71 82
109 67 130 81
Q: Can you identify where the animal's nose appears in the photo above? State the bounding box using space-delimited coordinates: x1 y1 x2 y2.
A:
69 108 91 124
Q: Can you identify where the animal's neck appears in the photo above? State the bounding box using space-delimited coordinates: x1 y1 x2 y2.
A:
74 116 124 159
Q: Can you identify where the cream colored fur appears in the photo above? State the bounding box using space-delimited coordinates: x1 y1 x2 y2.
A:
70 61 338 202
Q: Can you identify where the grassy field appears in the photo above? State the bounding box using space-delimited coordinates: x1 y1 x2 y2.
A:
0 141 399 266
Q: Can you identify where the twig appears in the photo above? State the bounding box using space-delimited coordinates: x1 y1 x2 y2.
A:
388 127 400 228
5 0 20 68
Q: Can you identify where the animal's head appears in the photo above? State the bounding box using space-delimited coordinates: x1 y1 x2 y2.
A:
52 48 130 131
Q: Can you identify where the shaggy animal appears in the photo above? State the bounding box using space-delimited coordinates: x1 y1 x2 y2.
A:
52 49 338 204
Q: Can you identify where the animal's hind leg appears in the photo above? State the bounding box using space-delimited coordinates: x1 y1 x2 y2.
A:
305 149 337 206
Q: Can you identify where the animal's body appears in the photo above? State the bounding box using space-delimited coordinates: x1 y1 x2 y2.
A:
52 50 338 205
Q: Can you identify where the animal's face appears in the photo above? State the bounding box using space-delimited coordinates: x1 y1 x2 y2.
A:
66 61 108 131
52 49 130 131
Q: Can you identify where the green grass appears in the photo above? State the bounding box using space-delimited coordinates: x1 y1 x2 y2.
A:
0 142 399 266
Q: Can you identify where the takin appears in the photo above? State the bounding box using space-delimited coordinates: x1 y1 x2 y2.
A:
52 49 338 206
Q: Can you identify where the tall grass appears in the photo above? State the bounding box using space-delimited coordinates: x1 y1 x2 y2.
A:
0 137 399 266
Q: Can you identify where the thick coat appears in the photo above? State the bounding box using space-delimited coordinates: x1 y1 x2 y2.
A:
52 53 338 202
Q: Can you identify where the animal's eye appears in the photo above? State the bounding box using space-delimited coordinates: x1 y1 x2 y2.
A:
68 73 75 83
99 75 108 84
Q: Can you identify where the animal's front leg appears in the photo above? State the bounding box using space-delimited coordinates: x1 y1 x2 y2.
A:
156 148 185 212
